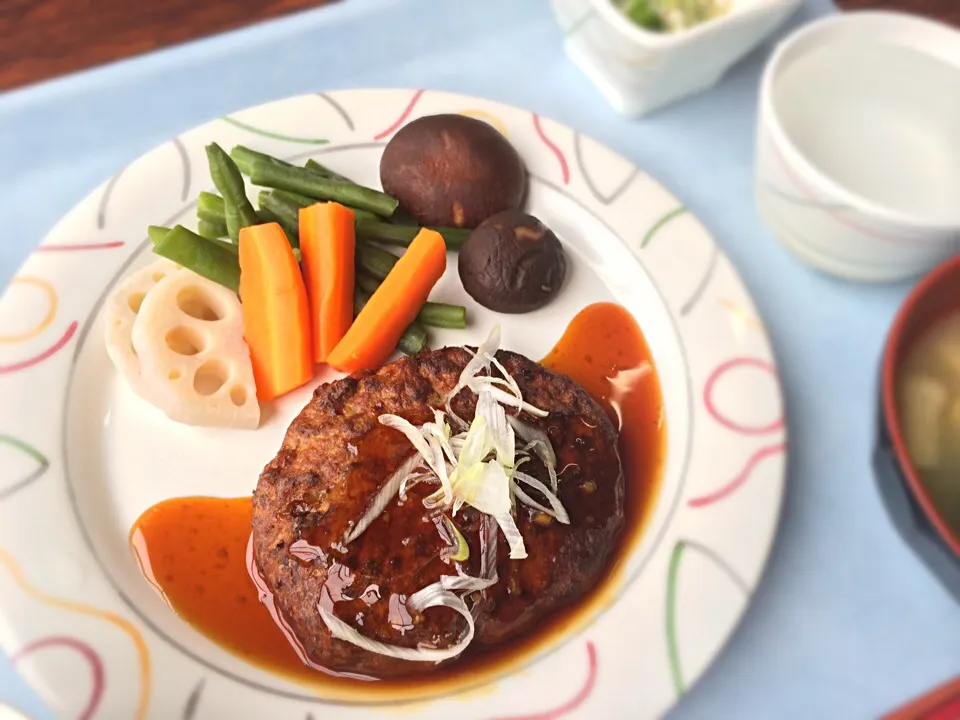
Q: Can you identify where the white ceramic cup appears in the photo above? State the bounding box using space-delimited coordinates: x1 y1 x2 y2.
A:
755 11 960 282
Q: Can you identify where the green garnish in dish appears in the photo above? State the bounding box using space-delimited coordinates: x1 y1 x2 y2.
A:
619 0 729 32
621 0 666 30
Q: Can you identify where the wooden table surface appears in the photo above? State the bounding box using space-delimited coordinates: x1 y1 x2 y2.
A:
837 0 960 24
0 0 957 92
0 0 337 92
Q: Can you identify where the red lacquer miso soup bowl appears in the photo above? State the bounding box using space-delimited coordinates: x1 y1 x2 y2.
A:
876 255 960 603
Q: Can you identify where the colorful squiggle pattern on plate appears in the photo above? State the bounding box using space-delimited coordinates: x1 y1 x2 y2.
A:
680 247 719 317
12 636 104 720
532 113 569 185
490 643 598 720
0 549 152 719
703 358 783 436
373 89 425 140
0 322 77 375
0 320 79 375
573 131 639 205
458 109 510 138
719 298 766 333
181 679 205 720
316 93 355 131
689 443 787 508
0 95 784 718
665 541 749 695
37 242 125 253
0 436 48 502
688 357 785 508
0 278 57 343
222 117 329 145
641 206 687 248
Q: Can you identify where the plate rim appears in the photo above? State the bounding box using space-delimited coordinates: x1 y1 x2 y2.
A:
0 87 786 719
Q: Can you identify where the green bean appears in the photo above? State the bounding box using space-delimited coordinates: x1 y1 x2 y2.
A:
231 147 353 187
304 158 352 184
258 190 379 242
355 243 400 280
354 273 467 329
205 237 239 255
201 235 291 260
264 189 380 228
356 218 470 251
230 145 293 177
353 290 428 356
257 193 300 246
351 207 381 224
197 192 226 224
298 166 380 222
197 219 228 239
148 225 171 245
206 143 259 242
418 302 467 330
272 188 317 208
249 161 398 218
232 150 371 217
397 321 428 356
200 187 295 236
353 272 382 295
152 226 240 292
257 207 286 227
223 201 242 244
389 208 420 225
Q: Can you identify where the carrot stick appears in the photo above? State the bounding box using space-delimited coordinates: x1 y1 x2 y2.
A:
327 228 446 372
238 222 313 401
299 202 356 362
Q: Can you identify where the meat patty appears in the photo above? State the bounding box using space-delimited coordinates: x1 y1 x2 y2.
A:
252 347 623 678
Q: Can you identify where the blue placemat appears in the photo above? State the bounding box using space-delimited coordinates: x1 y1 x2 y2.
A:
1 0 958 717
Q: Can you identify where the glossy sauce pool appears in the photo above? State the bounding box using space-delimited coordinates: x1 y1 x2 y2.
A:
130 302 666 700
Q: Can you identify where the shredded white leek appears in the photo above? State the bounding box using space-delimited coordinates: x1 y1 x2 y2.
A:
509 416 559 492
511 482 554 519
493 511 527 559
476 388 515 467
479 514 499 584
343 454 423 545
327 326 575 661
445 328 501 428
452 457 513 517
435 515 470 562
379 414 452 504
318 584 476 663
513 470 570 524
398 471 434 501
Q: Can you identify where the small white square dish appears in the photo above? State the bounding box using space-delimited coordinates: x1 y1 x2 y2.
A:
551 0 803 116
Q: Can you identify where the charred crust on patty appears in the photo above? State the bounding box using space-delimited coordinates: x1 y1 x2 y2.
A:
251 347 623 677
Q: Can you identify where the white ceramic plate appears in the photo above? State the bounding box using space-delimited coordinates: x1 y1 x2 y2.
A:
0 89 785 719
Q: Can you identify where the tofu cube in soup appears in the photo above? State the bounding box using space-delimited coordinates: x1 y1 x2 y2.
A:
899 373 948 470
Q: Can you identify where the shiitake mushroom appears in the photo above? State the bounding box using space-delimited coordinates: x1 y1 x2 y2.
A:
458 210 567 314
379 114 526 229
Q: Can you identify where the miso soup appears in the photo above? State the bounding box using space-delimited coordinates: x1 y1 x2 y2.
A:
897 313 960 538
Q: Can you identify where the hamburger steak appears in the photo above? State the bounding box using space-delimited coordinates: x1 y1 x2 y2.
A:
252 346 624 678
